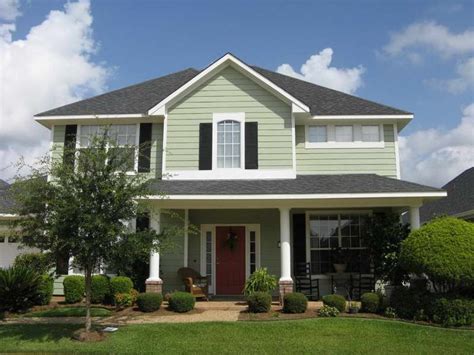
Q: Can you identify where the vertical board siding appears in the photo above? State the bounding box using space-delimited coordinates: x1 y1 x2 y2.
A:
295 124 398 177
166 66 293 170
48 123 163 179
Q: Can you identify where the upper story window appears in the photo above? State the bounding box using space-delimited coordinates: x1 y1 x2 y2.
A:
361 125 380 142
335 125 353 142
78 124 138 172
308 125 327 143
305 123 384 149
216 120 241 169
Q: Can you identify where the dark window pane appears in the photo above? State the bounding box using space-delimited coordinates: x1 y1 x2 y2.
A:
250 243 255 253
250 254 255 263
341 237 350 248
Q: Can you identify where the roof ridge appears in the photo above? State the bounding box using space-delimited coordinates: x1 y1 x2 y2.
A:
252 65 412 115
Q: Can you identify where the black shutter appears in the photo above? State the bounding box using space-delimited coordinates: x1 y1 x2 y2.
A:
138 123 153 173
63 125 77 167
199 123 212 170
245 122 258 169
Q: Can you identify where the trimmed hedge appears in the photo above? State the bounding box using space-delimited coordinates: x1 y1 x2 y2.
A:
322 294 346 312
63 275 85 304
169 292 195 313
110 276 133 295
400 217 474 291
283 292 308 313
137 293 163 312
247 292 272 313
91 275 110 304
431 298 473 327
35 274 54 306
361 292 380 313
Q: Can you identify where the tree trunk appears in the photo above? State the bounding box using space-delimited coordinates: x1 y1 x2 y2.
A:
85 266 92 332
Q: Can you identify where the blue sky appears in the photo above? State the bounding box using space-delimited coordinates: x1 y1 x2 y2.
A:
1 0 473 185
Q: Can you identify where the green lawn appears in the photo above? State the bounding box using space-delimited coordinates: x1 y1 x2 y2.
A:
24 307 112 318
0 318 472 354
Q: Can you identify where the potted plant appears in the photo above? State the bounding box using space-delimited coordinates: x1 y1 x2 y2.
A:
331 247 349 273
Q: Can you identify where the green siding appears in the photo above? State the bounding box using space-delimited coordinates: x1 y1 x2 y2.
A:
295 124 398 177
166 66 293 170
49 123 163 179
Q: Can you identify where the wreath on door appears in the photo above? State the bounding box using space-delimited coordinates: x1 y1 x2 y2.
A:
224 228 238 251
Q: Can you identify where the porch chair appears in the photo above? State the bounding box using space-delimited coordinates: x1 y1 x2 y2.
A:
351 273 376 300
294 262 320 301
177 267 209 300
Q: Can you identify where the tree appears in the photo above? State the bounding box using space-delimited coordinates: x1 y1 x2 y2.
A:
10 132 173 333
364 213 410 284
400 216 474 293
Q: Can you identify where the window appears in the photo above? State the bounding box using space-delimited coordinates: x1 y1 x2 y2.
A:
362 125 380 142
308 212 370 274
205 231 213 285
308 126 327 143
79 124 137 172
335 126 353 142
249 231 257 274
0 235 5 243
217 120 241 168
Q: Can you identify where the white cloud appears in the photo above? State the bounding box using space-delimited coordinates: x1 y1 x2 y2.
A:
0 0 110 180
277 48 365 94
383 21 474 58
399 103 474 187
0 0 21 21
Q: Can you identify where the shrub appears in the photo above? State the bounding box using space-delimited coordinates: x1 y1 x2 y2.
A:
130 288 139 304
283 292 308 313
91 275 110 304
63 275 85 304
110 276 133 295
319 305 339 317
137 293 163 312
431 298 473 327
13 252 55 275
384 307 397 319
389 286 429 320
114 292 134 308
361 292 380 313
400 217 474 292
247 291 272 313
243 268 277 296
169 292 195 313
0 266 42 312
322 294 346 312
35 274 54 306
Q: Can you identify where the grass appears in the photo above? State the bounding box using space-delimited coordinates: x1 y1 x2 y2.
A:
24 307 112 318
0 318 472 353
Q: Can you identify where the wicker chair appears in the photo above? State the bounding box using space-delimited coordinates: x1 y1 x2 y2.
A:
177 267 209 300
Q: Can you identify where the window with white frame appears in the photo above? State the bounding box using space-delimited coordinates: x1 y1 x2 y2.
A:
308 212 370 274
216 120 241 168
249 231 257 274
308 125 327 143
335 125 353 142
79 124 137 172
205 231 213 285
361 125 380 142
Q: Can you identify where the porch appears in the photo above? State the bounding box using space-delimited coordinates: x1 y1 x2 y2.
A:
143 175 444 300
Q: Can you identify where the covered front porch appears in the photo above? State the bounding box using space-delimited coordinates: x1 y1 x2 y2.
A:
142 175 445 300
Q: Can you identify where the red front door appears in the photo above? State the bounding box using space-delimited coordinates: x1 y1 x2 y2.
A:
216 226 246 295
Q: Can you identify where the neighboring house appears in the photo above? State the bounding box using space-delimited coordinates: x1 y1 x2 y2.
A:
33 53 445 298
0 180 37 268
420 167 474 223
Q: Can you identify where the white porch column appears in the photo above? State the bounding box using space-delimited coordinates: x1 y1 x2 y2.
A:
409 205 421 230
279 207 293 302
146 209 163 293
183 209 189 267
68 256 75 275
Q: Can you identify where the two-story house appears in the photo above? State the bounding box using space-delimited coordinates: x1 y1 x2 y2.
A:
33 53 445 299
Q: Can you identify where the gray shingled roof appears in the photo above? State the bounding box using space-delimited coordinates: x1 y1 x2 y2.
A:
148 174 441 195
420 167 474 222
36 61 410 117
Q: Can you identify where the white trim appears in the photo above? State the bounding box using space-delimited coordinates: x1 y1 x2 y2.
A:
148 53 309 116
145 191 447 200
200 223 260 295
212 113 245 170
162 169 296 180
47 125 55 182
291 113 296 171
161 113 168 175
304 123 385 149
36 114 147 120
311 115 413 119
184 209 189 267
0 214 19 220
393 123 401 179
